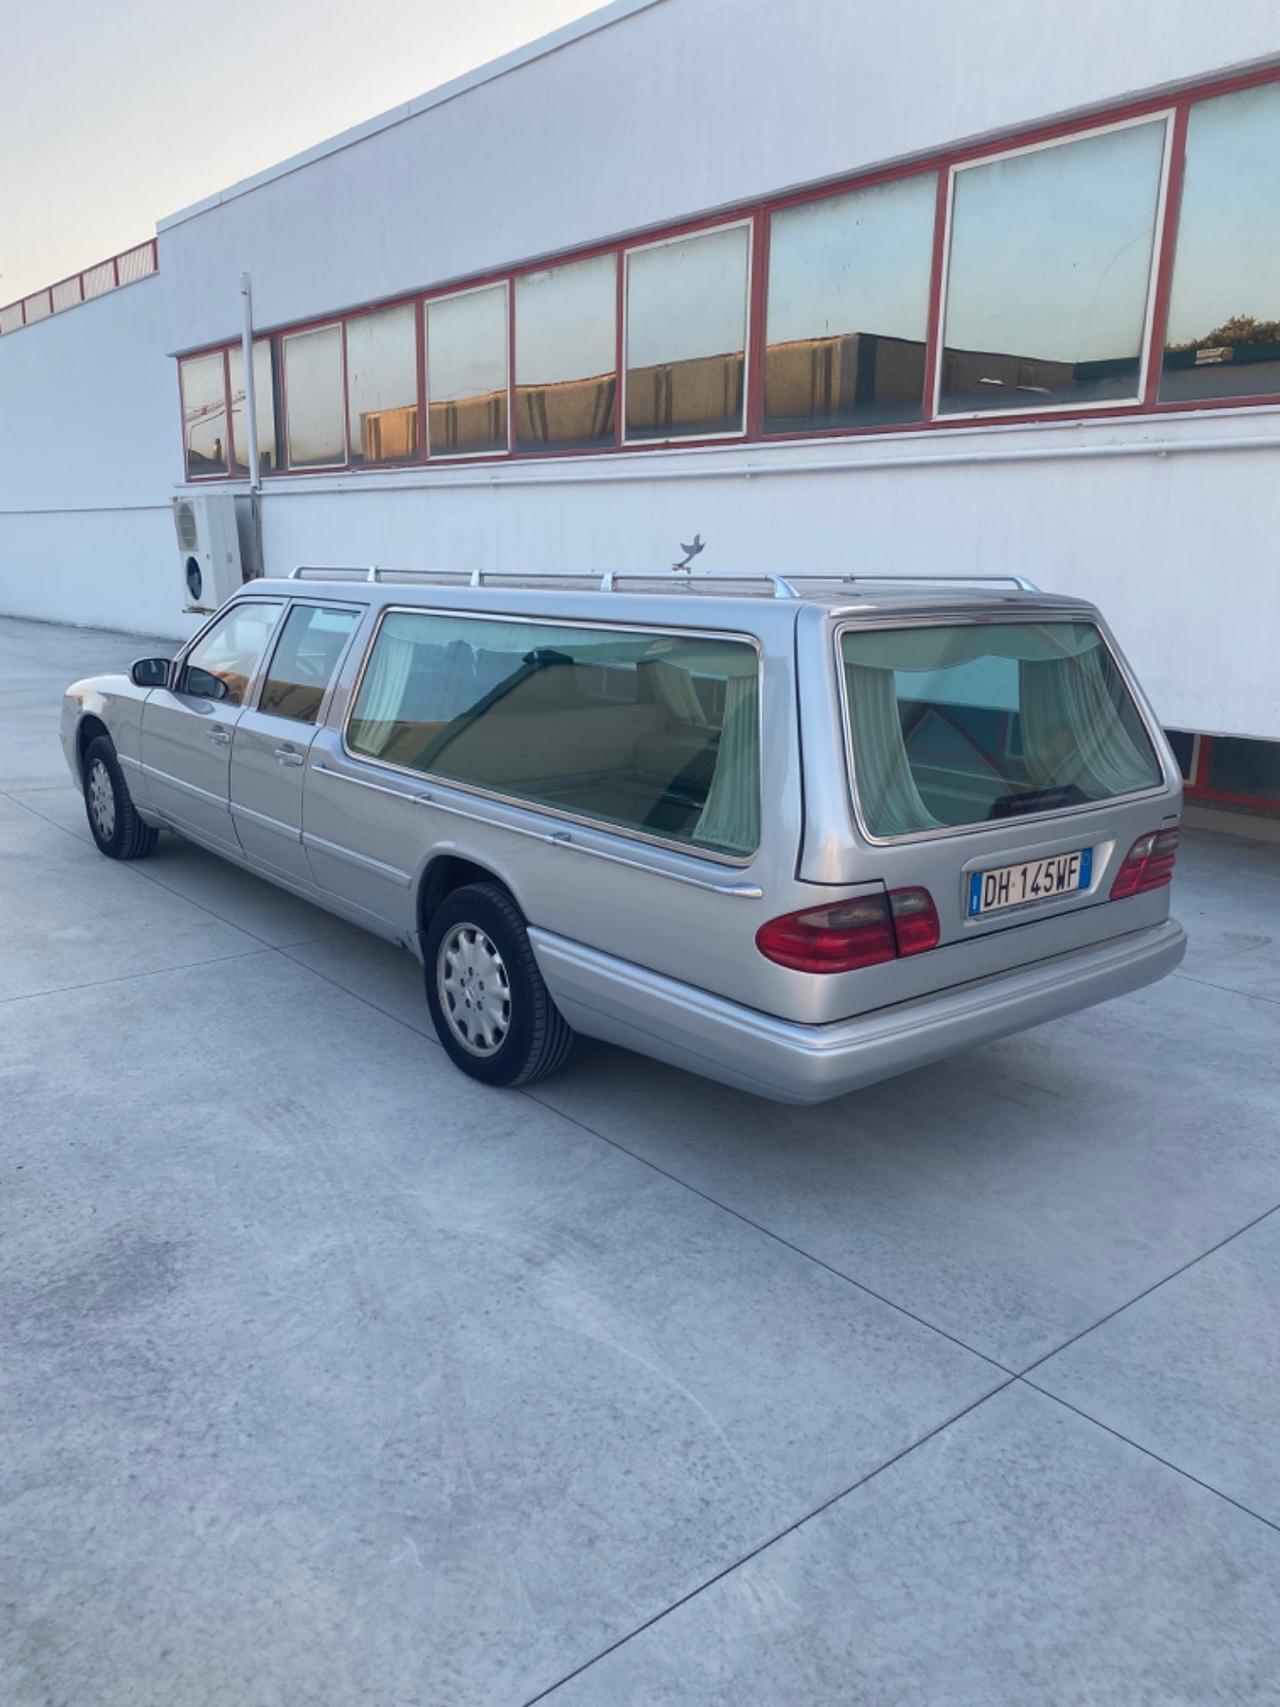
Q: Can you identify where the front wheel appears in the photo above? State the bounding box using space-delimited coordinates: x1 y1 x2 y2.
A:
423 883 574 1088
82 735 159 860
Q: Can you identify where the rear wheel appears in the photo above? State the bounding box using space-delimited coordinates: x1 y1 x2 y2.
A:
82 735 159 860
424 883 574 1088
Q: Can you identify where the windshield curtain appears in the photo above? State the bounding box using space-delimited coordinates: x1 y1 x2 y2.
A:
840 620 1163 838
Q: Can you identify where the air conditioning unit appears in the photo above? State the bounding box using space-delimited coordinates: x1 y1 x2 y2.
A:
173 493 244 613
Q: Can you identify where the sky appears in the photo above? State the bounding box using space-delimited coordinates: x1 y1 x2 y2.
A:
0 0 605 307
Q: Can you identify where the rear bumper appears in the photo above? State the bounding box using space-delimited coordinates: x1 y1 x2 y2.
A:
530 918 1187 1104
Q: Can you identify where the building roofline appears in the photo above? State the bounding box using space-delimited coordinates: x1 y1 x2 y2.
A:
156 0 666 235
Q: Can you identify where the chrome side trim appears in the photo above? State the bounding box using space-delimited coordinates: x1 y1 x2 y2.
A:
309 762 764 897
230 800 301 838
301 828 413 885
138 762 226 808
117 752 143 771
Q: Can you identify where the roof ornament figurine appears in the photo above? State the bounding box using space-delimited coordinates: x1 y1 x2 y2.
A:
672 534 705 574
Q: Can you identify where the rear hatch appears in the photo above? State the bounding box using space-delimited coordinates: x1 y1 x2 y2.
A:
792 602 1181 1019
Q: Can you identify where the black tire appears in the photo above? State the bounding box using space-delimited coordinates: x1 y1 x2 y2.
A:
82 734 160 860
423 882 574 1088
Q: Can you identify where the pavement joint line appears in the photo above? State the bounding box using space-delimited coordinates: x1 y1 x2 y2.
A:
523 1376 1019 1706
1016 1197 1280 1380
271 940 1013 1374
523 1087 1016 1376
0 947 274 1007
1019 1379 1280 1536
1171 968 1280 1009
2 785 344 954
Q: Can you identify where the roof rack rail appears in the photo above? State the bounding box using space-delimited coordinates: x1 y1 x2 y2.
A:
284 565 1040 596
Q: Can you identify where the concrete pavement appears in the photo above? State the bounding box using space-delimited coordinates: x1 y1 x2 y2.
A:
2 614 1278 1706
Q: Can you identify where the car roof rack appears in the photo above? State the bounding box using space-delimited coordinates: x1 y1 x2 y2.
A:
285 565 1040 596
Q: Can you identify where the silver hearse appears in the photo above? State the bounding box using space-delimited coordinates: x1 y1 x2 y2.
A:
62 569 1185 1102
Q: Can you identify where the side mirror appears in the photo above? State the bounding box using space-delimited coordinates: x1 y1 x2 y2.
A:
182 666 229 702
130 656 172 689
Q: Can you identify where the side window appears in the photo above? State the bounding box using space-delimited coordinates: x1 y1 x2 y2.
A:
182 602 284 707
260 605 361 724
347 612 761 857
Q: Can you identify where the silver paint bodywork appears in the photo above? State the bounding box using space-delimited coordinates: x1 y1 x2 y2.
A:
62 577 1186 1102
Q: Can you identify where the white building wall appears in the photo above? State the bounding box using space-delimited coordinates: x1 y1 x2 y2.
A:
1 0 1277 732
0 276 185 637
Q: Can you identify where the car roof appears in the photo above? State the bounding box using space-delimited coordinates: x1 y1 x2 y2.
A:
248 570 1096 628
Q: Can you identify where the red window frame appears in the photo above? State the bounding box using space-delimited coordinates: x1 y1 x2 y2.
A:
173 59 1280 481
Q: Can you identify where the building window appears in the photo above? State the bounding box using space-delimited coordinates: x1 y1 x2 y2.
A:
181 352 229 478
426 283 508 456
764 174 936 434
1203 736 1280 802
346 303 419 465
1161 83 1280 403
625 223 750 441
514 255 617 452
229 340 278 476
283 324 345 467
939 118 1168 416
346 611 761 856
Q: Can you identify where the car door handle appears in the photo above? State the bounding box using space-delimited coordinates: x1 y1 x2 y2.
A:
273 747 304 767
207 729 232 746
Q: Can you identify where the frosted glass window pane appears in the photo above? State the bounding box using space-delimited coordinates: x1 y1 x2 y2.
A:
515 256 616 451
347 304 419 464
283 325 345 466
229 341 278 476
765 174 936 433
940 120 1167 413
625 225 749 440
427 285 508 456
1161 82 1280 402
181 352 228 477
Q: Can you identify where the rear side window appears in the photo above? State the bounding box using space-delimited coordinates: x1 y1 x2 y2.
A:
260 604 360 724
346 611 761 856
840 620 1163 839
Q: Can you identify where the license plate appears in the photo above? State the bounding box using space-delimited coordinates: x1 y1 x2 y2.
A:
968 848 1093 917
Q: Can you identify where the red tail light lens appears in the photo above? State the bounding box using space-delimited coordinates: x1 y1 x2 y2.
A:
889 887 941 956
756 887 939 974
1110 827 1179 900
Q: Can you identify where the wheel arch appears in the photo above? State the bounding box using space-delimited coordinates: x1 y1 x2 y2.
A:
416 853 514 946
76 714 113 782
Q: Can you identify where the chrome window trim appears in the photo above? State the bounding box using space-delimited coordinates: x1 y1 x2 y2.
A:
337 603 766 867
833 610 1173 848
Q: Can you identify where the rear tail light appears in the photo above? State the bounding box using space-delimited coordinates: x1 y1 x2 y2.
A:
1110 827 1179 900
756 887 939 974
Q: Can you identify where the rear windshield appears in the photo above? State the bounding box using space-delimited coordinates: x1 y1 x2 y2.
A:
840 620 1163 839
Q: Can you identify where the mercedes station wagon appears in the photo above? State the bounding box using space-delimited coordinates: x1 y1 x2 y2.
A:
62 569 1186 1102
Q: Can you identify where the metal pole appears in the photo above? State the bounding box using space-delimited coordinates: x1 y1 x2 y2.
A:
239 272 260 490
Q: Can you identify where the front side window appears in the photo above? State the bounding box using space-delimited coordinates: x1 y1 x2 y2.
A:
765 174 936 434
347 612 761 856
180 353 229 478
939 119 1168 415
347 304 419 464
260 604 361 723
426 284 508 456
514 255 617 452
184 602 284 707
1161 82 1280 403
625 224 750 441
841 621 1163 839
229 340 278 475
283 325 345 467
